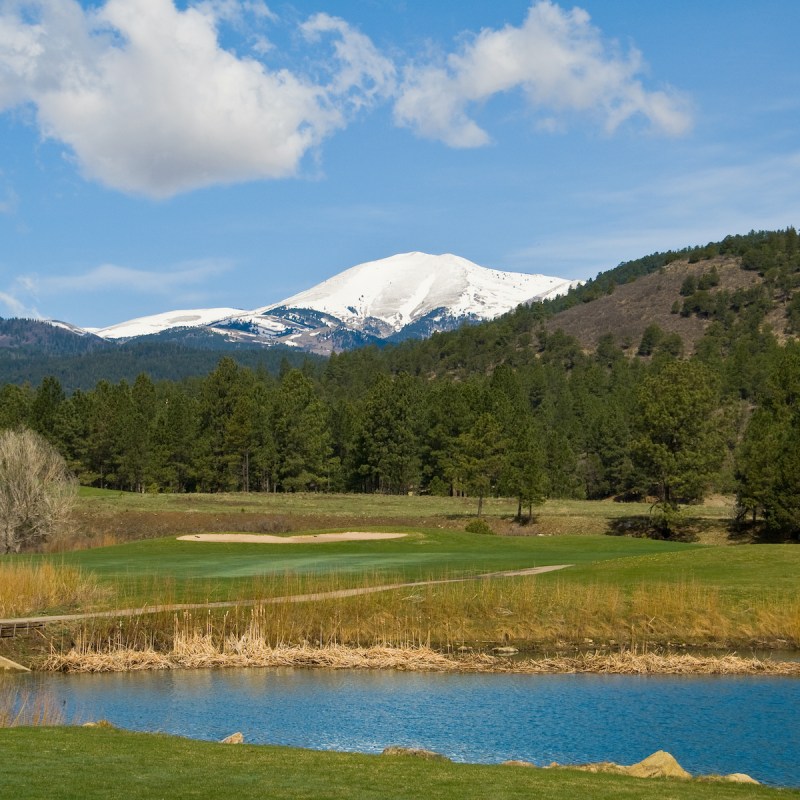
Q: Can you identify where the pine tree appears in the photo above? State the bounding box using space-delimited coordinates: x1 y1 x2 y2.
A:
633 360 724 529
272 370 333 492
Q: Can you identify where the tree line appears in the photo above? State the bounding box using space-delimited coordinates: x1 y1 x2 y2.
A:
1 328 798 536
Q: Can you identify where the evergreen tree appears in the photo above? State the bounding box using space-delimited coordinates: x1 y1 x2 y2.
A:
447 412 507 516
272 370 333 491
633 360 724 526
353 374 421 493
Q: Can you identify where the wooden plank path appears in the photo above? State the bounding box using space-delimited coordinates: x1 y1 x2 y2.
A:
0 564 571 629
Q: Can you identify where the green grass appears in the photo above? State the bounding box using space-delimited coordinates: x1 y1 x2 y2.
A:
0 727 793 800
6 527 798 650
45 530 695 607
563 545 800 599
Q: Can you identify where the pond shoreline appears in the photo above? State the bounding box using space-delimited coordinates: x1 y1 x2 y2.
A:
39 643 800 675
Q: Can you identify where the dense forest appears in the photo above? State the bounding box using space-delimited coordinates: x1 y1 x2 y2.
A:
2 229 800 536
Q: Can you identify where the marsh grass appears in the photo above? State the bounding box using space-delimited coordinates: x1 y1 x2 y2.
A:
43 576 800 673
43 633 800 676
0 561 109 617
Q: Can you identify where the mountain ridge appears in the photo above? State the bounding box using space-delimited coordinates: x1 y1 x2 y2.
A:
82 252 581 354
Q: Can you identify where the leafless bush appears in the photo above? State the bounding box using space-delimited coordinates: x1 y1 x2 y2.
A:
0 428 77 553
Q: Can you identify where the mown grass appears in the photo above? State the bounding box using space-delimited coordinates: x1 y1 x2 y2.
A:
1 727 794 800
41 530 693 607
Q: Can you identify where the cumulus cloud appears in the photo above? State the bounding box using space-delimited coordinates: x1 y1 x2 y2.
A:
394 0 692 147
0 0 692 197
0 0 385 197
301 13 395 110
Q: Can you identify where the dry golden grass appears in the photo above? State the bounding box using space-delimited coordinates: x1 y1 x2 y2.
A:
37 577 800 667
0 562 108 617
42 578 800 675
43 634 800 676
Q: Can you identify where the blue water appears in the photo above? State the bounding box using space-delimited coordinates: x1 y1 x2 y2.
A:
16 669 800 787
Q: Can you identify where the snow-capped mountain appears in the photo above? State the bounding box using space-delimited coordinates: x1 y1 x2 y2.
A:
90 308 244 340
88 253 581 354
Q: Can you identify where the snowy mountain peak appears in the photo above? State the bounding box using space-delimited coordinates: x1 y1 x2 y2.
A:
89 252 581 354
256 252 578 332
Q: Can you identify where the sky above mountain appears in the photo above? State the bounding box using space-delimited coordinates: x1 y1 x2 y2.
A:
0 0 798 327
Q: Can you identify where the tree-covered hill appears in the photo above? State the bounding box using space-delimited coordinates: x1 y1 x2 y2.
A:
0 318 111 356
0 328 323 391
2 229 799 538
345 228 800 381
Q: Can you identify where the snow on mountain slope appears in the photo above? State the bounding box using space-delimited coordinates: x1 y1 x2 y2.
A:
94 308 244 340
254 252 579 331
89 253 581 352
47 319 95 336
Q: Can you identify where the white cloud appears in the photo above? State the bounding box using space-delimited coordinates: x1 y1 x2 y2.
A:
0 0 384 197
0 1 691 197
301 13 395 111
0 289 37 318
394 0 692 147
0 258 233 319
33 259 231 294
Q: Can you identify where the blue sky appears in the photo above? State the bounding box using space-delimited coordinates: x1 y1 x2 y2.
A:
1 0 799 327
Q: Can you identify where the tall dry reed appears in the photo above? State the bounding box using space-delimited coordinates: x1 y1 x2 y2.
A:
44 577 800 658
0 561 108 617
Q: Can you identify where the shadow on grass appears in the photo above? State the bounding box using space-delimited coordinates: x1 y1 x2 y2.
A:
727 519 800 544
606 515 700 543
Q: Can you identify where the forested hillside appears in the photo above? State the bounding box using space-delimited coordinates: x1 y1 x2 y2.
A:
0 337 322 391
2 229 799 537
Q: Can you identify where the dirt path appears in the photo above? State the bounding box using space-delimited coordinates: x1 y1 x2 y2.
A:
0 564 571 627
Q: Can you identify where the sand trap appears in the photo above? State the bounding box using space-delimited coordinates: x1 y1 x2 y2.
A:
176 532 408 544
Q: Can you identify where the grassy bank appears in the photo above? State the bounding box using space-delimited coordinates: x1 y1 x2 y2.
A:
3 533 799 661
1 727 795 800
40 571 799 666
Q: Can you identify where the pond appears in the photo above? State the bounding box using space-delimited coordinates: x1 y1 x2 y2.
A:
11 668 800 787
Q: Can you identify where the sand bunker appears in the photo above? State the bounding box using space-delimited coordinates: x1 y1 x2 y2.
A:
176 532 408 544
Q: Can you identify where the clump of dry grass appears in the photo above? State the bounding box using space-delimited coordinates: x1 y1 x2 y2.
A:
41 603 800 676
0 680 65 726
0 562 108 617
42 628 800 676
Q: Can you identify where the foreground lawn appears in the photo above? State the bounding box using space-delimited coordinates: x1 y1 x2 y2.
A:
0 727 793 800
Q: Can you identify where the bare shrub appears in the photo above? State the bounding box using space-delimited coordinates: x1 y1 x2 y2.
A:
0 428 77 553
